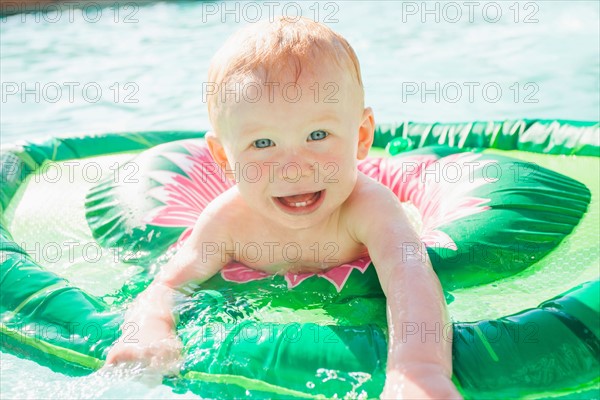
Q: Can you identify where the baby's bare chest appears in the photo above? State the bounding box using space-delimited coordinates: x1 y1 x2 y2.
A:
226 232 368 274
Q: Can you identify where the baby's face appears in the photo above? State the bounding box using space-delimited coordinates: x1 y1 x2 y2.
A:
209 65 373 230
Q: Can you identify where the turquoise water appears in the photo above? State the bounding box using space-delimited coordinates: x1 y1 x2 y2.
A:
1 1 599 143
1 1 599 399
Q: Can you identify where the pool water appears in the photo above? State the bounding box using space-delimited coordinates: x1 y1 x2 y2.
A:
1 1 599 399
1 1 598 142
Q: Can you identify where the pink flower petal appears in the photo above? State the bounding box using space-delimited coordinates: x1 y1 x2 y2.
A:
346 257 372 272
320 265 354 292
219 257 374 291
421 230 458 251
222 262 271 283
146 205 201 227
144 141 234 230
319 257 372 292
359 152 495 254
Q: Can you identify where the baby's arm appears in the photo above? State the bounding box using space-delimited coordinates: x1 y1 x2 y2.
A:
351 179 461 399
104 202 232 371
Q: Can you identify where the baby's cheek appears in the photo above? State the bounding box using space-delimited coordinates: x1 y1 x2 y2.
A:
228 161 268 186
320 157 356 184
259 163 278 184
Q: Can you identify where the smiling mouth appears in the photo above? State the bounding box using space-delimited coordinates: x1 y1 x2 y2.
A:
274 190 325 214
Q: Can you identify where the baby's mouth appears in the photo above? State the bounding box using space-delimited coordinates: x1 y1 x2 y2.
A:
273 190 325 214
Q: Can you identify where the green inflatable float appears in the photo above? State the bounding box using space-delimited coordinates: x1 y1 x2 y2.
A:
1 119 598 399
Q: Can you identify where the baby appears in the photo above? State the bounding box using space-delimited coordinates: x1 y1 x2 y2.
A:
106 17 461 399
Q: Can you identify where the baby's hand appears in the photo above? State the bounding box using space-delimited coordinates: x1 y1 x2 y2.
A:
381 365 462 400
104 333 183 375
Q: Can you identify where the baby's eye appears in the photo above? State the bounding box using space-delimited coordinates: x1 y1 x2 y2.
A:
308 130 329 141
253 139 274 148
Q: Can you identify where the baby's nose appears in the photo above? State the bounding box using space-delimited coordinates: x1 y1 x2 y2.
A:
278 154 315 182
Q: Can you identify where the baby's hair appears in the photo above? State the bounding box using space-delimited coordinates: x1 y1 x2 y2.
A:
207 16 364 125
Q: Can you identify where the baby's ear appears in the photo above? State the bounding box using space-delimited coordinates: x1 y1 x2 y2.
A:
357 107 375 160
205 132 234 180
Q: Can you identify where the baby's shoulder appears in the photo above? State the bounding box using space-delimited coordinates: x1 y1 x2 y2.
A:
346 172 398 207
201 186 247 224
342 173 401 233
189 186 250 245
345 173 403 243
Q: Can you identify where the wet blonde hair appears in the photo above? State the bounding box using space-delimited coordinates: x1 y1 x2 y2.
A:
206 16 364 126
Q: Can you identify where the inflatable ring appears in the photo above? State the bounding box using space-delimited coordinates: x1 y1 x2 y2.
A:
1 120 598 399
